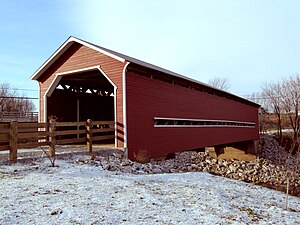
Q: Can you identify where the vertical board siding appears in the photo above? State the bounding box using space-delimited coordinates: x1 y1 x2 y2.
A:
126 70 259 159
37 43 125 147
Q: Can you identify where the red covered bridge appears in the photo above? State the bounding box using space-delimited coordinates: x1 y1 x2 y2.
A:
31 36 259 161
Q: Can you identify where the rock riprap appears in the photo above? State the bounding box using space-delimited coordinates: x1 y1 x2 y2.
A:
75 135 299 188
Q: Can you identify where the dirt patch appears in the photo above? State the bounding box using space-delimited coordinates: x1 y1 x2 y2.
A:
208 147 256 161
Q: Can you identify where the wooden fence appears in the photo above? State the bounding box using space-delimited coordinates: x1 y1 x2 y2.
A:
0 119 114 163
0 111 38 122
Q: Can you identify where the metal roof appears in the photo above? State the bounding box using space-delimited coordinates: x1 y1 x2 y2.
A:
30 36 259 107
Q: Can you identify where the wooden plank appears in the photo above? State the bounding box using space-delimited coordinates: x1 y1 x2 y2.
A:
55 129 86 136
18 133 35 139
0 112 38 121
0 145 9 151
0 123 10 129
56 137 86 145
37 131 50 137
37 136 48 141
18 142 45 149
93 121 114 126
86 119 92 153
18 128 38 134
0 128 9 134
48 118 56 157
9 121 18 163
0 133 10 142
18 123 47 129
92 128 115 133
17 142 39 149
17 141 49 149
38 123 48 128
18 122 38 128
56 121 85 127
18 131 49 140
38 141 49 147
93 135 115 141
18 132 39 140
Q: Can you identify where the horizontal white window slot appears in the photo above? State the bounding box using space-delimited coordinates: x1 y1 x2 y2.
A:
154 117 255 128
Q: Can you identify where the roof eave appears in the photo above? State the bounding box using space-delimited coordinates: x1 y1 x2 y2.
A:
128 61 260 108
30 36 126 81
29 36 259 108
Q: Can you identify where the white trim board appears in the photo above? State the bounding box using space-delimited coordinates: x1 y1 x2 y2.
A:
114 86 117 148
43 65 117 145
45 66 117 98
30 36 258 107
122 62 130 149
30 36 125 81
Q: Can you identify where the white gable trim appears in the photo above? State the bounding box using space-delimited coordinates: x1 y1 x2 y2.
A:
30 36 125 81
45 66 117 98
30 37 259 108
73 37 125 63
55 66 117 88
43 66 117 122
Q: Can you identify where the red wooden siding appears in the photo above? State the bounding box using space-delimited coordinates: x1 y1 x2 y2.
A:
34 38 260 160
37 43 126 147
126 69 259 160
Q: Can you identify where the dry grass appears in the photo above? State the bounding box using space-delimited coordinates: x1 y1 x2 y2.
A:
262 114 291 131
133 148 149 163
208 147 256 161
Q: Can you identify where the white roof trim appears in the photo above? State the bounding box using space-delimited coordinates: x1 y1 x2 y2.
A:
30 36 211 88
73 37 125 63
55 65 101 76
30 36 258 107
30 36 125 81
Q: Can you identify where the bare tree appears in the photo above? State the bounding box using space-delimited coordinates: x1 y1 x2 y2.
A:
281 74 300 142
260 75 300 210
244 92 269 133
244 91 268 106
0 82 35 113
263 76 300 209
262 75 300 143
262 81 283 144
208 77 230 91
39 116 57 167
278 74 300 209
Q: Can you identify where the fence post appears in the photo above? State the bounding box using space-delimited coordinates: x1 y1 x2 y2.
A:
9 120 18 163
48 117 56 157
86 119 93 153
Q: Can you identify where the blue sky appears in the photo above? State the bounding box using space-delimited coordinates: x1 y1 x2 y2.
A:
1 0 300 108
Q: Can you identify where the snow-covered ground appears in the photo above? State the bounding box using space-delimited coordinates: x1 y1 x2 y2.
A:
0 156 299 225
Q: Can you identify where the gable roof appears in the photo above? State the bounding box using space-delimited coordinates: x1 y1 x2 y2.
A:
30 36 259 107
30 36 208 87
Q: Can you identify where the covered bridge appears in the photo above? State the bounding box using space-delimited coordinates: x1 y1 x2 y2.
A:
31 36 259 161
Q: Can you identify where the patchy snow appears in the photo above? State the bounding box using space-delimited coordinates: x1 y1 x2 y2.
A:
0 157 299 225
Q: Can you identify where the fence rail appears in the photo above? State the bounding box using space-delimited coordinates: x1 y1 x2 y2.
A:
0 119 115 163
0 112 38 122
